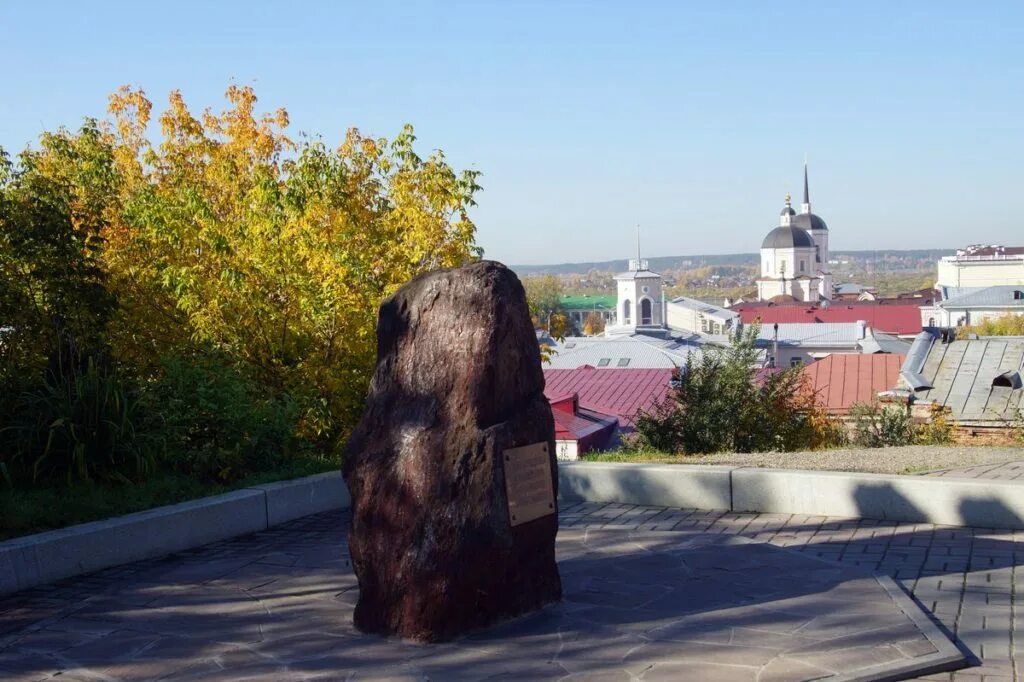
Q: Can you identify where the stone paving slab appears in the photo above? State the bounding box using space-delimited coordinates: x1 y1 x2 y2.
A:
1 504 1015 681
922 461 1024 481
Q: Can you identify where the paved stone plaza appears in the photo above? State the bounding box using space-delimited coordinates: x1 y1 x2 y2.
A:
1 501 1022 681
924 461 1024 482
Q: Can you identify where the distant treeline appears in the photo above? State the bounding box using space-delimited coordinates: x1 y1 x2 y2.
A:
512 249 955 276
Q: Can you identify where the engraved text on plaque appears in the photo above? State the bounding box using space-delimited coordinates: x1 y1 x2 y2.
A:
503 442 556 527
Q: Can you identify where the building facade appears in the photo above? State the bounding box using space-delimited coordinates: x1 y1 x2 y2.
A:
936 245 1024 289
756 165 831 302
606 258 667 335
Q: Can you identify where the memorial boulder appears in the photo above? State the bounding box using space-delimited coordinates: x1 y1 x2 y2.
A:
342 260 561 642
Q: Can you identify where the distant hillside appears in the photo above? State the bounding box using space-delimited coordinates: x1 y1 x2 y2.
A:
511 249 954 276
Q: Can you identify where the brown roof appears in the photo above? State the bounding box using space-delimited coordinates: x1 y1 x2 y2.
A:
801 354 904 414
957 244 1024 257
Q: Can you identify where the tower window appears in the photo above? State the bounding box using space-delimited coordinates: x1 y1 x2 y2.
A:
640 298 653 325
642 286 650 294
623 299 631 324
800 260 805 273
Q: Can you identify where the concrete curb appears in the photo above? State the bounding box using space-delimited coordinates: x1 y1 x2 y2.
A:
559 463 1024 530
559 462 735 511
0 471 349 597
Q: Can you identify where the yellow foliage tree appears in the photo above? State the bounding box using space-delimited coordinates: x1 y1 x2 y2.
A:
582 311 605 336
957 312 1024 339
22 85 482 450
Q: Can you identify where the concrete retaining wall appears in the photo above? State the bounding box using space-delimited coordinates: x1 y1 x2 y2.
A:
7 461 1024 598
0 471 349 597
732 468 1024 529
560 462 734 511
560 463 1024 531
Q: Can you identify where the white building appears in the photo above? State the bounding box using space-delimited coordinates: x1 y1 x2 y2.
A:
936 245 1024 289
920 285 1024 328
756 165 832 302
606 258 667 335
666 296 738 337
757 322 867 368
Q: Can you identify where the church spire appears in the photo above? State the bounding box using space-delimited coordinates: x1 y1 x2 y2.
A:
636 223 641 266
801 159 811 214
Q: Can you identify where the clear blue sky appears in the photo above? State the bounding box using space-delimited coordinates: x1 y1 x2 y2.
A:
2 1 1022 265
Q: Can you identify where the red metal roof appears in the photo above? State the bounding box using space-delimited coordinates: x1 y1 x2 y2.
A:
800 354 904 414
551 404 616 440
544 368 673 427
731 301 923 335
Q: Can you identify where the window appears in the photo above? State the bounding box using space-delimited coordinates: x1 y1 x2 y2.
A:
1015 290 1024 300
623 300 631 324
564 343 576 349
790 358 802 367
617 358 630 367
640 298 653 325
799 260 805 273
598 358 611 367
928 318 935 327
780 260 787 275
642 286 649 294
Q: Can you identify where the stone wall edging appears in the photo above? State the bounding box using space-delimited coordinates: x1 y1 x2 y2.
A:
0 471 349 597
559 462 1024 530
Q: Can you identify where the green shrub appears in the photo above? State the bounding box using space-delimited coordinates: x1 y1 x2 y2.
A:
848 402 915 447
0 358 152 486
142 354 303 484
915 405 955 445
634 325 840 454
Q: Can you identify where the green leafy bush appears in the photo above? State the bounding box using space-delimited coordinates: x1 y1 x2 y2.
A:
915 405 955 445
142 354 303 483
848 402 916 447
635 326 840 454
0 359 152 486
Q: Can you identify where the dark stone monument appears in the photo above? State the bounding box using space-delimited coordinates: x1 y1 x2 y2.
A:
342 260 562 642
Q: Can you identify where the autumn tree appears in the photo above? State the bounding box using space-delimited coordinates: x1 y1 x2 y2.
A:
957 313 1024 339
522 274 564 328
2 84 483 470
582 311 606 336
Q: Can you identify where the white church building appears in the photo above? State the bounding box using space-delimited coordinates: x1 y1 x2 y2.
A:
605 258 668 336
756 165 833 303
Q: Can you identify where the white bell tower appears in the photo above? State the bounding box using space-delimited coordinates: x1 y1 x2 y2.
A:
607 228 666 335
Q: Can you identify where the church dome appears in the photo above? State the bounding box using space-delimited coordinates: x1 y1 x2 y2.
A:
793 212 828 231
762 225 815 249
780 205 796 217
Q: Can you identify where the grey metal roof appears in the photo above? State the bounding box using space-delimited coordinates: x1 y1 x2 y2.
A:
792 212 828 232
939 285 1024 309
859 331 912 355
668 296 739 319
761 225 815 249
755 322 866 346
544 335 703 369
898 335 1024 423
613 270 662 281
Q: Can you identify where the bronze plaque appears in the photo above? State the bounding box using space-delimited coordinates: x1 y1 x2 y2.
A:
504 442 556 527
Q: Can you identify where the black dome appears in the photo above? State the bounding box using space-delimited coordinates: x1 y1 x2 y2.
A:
761 225 815 249
793 212 828 231
780 206 795 217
